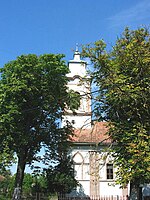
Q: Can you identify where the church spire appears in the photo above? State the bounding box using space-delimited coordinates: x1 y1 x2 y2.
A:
73 43 81 61
75 43 79 52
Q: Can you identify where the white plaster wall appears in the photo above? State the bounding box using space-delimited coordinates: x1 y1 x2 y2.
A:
68 78 80 87
67 79 91 113
64 54 92 130
68 80 90 96
62 115 91 129
73 164 90 180
71 147 126 197
82 164 90 180
74 164 82 180
68 62 86 77
80 181 90 196
99 182 123 196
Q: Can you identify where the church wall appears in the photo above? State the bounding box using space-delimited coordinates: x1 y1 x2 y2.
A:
67 62 86 78
66 49 129 197
62 115 91 129
99 182 123 196
67 78 91 114
77 180 90 196
71 146 128 197
63 49 91 129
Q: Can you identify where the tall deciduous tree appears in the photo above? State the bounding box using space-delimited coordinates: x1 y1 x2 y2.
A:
44 119 78 196
0 54 79 199
82 27 150 199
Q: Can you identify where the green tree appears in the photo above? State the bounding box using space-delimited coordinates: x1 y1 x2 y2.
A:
0 54 79 199
0 170 15 199
82 27 150 200
0 141 14 173
22 173 47 196
43 108 78 197
22 173 34 196
45 156 78 195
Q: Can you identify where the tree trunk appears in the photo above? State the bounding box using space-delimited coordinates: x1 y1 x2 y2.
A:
130 181 142 200
12 154 26 200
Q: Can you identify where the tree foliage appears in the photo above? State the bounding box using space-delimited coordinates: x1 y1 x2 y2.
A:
0 170 15 199
0 53 79 198
82 27 150 188
45 156 78 194
0 172 48 199
44 124 78 194
0 141 15 173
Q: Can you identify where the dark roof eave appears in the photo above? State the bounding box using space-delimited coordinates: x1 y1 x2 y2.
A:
72 141 111 146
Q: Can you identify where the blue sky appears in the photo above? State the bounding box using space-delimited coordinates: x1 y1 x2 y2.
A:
0 0 150 67
1 0 150 173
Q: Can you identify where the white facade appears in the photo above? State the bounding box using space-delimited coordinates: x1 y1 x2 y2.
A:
66 48 128 198
63 47 91 129
70 144 128 197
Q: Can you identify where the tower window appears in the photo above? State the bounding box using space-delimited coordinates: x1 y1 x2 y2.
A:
106 163 113 179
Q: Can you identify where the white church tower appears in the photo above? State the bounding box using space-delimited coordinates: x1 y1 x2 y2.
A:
63 47 130 198
63 46 92 129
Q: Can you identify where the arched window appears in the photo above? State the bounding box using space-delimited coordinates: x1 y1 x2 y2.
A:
72 152 84 180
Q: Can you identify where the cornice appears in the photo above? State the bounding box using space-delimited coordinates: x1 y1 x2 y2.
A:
64 112 92 116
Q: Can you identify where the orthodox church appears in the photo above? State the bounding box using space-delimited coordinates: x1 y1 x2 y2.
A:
63 47 129 198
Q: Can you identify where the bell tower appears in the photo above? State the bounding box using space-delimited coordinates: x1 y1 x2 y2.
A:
63 46 92 129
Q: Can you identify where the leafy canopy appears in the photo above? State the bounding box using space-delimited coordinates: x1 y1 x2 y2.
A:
82 27 150 187
0 53 79 195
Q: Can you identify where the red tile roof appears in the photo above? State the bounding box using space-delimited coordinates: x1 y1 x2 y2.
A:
71 121 111 144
